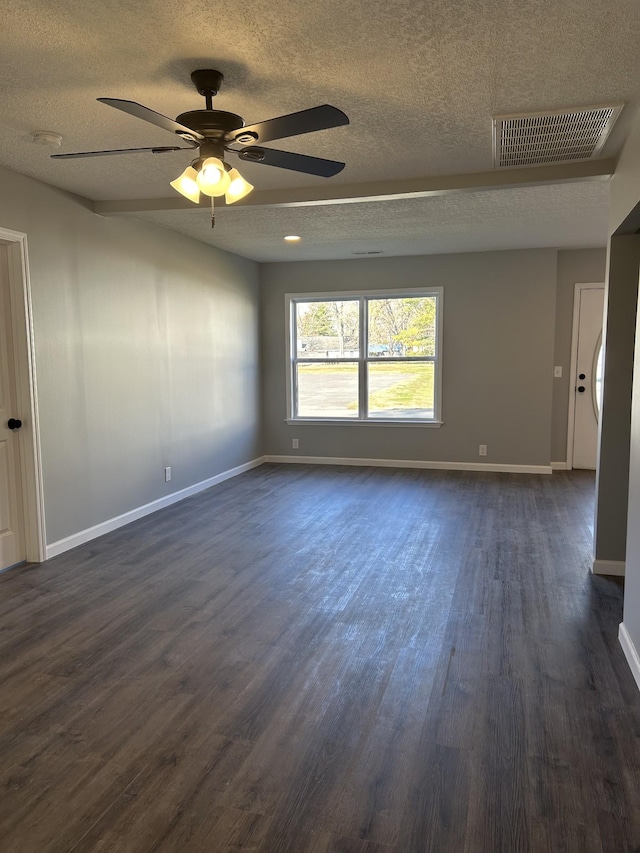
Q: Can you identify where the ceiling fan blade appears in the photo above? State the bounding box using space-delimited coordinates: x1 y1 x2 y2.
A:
228 105 349 146
51 146 194 159
237 146 345 177
97 98 205 141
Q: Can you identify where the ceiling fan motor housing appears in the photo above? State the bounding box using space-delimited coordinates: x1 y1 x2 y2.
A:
177 70 244 151
176 110 245 160
176 110 244 137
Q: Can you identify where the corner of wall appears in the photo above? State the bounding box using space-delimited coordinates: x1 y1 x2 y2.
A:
619 622 640 693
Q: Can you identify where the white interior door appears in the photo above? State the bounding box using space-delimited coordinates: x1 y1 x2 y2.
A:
0 245 26 569
572 286 605 470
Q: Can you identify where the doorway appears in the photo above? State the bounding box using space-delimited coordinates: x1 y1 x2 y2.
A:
0 228 45 569
568 283 605 470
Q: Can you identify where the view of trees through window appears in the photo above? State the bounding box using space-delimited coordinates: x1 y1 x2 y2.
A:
368 297 436 357
296 300 359 358
292 294 439 420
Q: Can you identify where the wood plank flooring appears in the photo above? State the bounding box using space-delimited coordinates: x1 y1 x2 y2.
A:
0 464 639 852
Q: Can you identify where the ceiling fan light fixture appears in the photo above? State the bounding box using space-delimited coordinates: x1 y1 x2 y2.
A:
197 157 230 197
225 168 254 204
170 165 201 203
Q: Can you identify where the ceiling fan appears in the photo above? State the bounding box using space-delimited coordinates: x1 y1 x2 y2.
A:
52 69 349 215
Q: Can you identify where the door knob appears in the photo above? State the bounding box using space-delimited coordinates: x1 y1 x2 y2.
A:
577 386 586 393
7 418 22 430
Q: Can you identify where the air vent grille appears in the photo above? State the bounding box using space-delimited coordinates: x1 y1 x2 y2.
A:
352 250 384 256
493 104 623 168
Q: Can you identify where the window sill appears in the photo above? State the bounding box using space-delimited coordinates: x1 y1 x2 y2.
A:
285 418 443 428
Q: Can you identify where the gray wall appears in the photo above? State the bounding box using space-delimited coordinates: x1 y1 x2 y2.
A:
624 246 640 646
0 165 261 544
612 106 640 650
594 235 640 564
610 108 640 233
551 249 607 462
261 249 560 466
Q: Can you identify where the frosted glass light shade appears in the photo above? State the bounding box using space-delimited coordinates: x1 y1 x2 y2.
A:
225 168 254 204
170 166 200 203
196 157 230 197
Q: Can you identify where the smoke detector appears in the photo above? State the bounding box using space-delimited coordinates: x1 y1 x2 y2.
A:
493 103 623 169
30 131 63 148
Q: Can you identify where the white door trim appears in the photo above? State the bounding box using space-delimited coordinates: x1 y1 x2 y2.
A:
566 282 605 472
0 227 46 563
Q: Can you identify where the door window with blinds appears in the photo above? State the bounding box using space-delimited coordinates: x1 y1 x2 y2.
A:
286 289 443 424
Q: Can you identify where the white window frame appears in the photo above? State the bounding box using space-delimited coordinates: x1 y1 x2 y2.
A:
285 287 443 426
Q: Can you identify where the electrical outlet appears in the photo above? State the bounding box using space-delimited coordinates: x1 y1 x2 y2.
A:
554 365 563 378
479 445 487 457
292 438 299 449
165 466 172 482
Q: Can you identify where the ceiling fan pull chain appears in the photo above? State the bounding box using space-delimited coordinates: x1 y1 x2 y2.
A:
211 195 215 229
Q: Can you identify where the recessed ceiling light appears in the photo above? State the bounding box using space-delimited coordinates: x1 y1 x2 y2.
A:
284 235 301 242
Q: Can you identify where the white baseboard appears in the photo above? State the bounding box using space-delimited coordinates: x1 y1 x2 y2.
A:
46 456 266 559
264 455 552 475
619 623 640 693
592 558 626 576
551 461 571 470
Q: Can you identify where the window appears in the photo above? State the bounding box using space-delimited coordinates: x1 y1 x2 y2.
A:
286 289 442 424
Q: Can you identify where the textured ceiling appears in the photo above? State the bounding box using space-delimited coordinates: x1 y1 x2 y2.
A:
135 182 611 262
1 0 638 260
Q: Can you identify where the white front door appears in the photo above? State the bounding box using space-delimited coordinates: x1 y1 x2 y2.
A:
0 244 26 569
572 286 605 470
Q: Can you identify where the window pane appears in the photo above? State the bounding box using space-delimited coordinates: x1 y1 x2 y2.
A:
368 362 434 419
296 300 360 359
296 363 359 418
367 296 437 357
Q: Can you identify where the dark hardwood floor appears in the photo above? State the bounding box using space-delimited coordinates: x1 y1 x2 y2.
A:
1 464 639 852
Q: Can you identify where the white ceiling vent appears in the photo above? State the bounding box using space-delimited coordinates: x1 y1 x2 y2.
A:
493 103 623 168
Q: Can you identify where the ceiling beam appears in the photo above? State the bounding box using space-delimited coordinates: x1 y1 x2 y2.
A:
92 158 616 216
